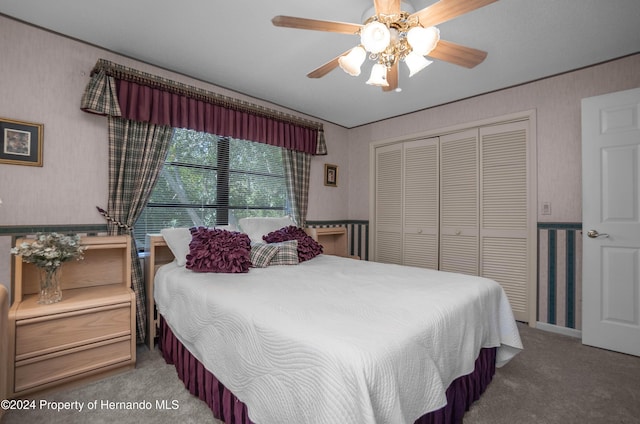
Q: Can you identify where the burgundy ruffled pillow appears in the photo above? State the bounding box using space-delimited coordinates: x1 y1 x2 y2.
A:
186 227 251 273
262 225 323 262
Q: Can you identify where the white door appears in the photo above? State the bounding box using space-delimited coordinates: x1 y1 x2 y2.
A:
480 121 532 323
374 139 439 267
439 129 479 275
403 138 439 269
582 87 640 356
374 143 403 264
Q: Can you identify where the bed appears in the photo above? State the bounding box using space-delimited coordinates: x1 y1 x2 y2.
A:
145 227 522 424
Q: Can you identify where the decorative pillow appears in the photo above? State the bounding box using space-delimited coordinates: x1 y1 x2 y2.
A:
250 242 279 268
160 227 192 267
185 227 251 273
263 226 323 262
268 240 300 266
238 216 296 243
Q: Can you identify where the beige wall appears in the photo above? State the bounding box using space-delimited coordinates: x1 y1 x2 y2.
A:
2 14 639 299
347 54 640 222
0 16 349 293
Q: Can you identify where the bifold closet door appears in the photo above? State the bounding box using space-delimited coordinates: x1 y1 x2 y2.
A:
439 129 479 275
480 121 531 322
374 143 403 264
403 138 439 269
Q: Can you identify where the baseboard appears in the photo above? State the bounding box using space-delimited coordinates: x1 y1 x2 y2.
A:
536 322 582 339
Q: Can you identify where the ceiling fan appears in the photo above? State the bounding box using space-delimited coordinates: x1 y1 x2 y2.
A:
272 0 497 91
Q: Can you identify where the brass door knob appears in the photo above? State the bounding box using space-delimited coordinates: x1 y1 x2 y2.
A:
587 230 609 239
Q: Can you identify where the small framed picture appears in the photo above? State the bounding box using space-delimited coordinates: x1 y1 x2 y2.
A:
0 117 44 167
324 163 338 187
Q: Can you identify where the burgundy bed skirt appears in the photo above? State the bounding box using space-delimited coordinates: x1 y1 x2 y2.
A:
159 315 496 424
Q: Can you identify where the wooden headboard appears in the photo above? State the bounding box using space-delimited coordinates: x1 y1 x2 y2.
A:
145 235 174 350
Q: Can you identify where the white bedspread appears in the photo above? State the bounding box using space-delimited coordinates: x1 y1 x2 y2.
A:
154 254 522 424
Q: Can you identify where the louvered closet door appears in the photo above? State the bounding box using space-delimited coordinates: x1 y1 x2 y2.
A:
403 138 439 269
375 144 403 264
439 130 479 275
480 121 530 322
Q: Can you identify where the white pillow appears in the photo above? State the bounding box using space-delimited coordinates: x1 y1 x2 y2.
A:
212 224 238 232
160 228 192 267
238 216 296 243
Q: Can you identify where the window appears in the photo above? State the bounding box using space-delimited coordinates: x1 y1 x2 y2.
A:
134 128 288 246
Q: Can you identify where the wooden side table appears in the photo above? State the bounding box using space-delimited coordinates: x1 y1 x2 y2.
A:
306 227 359 259
8 235 136 397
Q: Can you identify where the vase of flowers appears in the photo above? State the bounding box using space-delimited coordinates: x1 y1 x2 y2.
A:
37 266 63 304
11 232 86 304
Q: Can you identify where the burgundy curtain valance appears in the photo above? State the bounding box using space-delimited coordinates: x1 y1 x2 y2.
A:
81 59 327 155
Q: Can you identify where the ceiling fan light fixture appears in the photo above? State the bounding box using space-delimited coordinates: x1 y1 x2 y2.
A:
272 0 493 93
407 26 440 56
366 63 389 87
404 52 432 77
338 46 367 76
360 21 391 54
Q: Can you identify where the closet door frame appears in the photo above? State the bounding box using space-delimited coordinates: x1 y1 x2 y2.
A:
369 110 537 326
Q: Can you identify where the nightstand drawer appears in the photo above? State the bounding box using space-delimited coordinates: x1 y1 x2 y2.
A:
15 303 131 359
14 337 131 393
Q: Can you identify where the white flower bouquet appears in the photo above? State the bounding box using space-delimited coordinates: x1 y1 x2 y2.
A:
11 232 86 270
11 232 86 304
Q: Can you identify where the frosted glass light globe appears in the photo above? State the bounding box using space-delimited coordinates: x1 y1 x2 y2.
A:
407 26 440 56
338 46 367 76
361 21 391 54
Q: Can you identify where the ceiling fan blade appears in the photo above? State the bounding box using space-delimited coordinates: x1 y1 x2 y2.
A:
383 63 399 92
427 39 487 68
410 0 497 27
374 0 401 16
306 51 349 78
272 16 361 35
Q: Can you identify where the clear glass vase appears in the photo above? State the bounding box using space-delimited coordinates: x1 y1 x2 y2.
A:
38 266 62 304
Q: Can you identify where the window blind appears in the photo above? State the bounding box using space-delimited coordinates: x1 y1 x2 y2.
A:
134 128 287 246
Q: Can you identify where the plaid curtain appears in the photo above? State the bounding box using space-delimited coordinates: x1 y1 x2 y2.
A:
84 59 328 156
315 129 327 156
81 60 323 341
107 116 173 343
80 69 121 116
282 149 311 227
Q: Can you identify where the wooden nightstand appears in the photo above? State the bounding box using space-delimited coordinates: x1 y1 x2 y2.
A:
1 284 8 418
8 235 136 397
305 227 359 259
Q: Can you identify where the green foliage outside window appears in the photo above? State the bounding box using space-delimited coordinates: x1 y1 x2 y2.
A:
134 128 288 246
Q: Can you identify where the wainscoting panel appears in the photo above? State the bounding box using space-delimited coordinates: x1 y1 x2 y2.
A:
0 224 108 238
537 223 583 330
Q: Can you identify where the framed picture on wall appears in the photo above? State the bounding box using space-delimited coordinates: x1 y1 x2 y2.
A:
324 163 338 187
0 117 44 167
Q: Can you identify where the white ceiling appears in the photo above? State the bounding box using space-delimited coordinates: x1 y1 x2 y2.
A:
1 0 639 128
